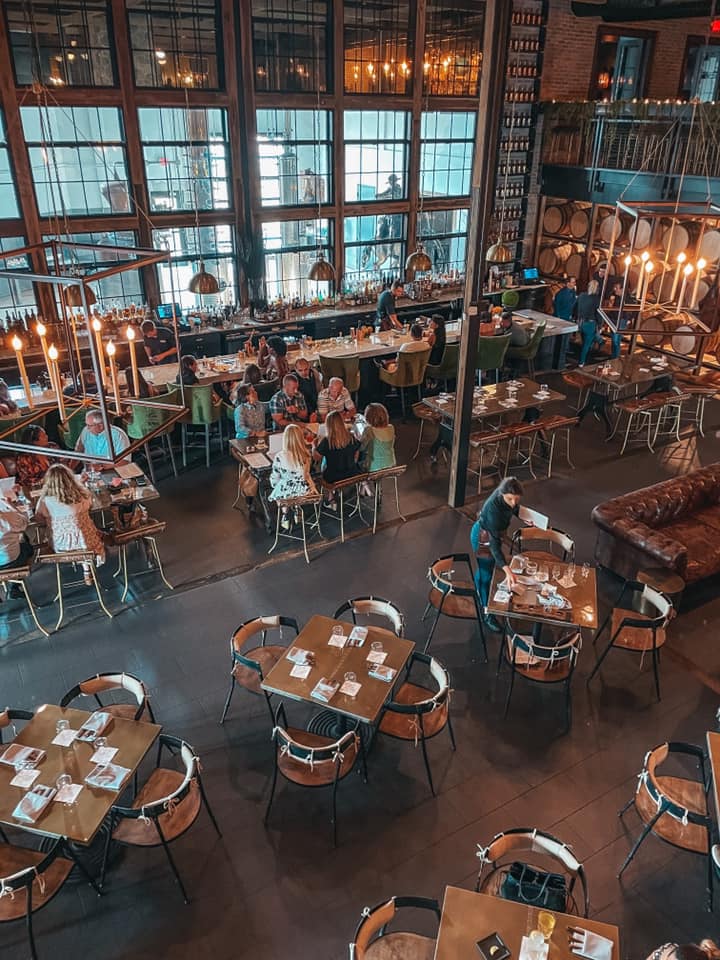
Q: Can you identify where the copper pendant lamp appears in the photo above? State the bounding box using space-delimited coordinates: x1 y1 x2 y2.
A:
485 241 514 264
308 252 336 282
405 242 432 275
65 283 97 307
188 261 220 294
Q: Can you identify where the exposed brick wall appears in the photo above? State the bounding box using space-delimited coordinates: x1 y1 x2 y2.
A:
541 0 709 101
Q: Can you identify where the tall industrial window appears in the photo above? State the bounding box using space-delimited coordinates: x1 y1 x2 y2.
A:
418 208 468 275
344 214 406 284
424 0 484 96
263 219 332 299
44 233 144 308
153 224 235 308
0 113 20 219
252 0 330 92
344 0 412 95
0 238 37 318
681 38 720 102
127 0 221 89
344 111 410 203
592 30 652 100
256 109 332 207
21 106 131 218
5 0 115 87
420 112 475 198
139 108 230 213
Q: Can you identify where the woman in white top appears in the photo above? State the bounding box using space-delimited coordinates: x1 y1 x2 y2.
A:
36 464 106 583
269 424 315 531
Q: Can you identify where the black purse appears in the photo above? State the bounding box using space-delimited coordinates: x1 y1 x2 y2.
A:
501 861 567 911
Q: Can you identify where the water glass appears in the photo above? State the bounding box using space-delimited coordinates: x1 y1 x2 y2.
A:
552 565 562 582
56 773 71 791
331 624 345 643
344 672 357 684
95 737 108 751
370 641 384 656
55 718 69 735
525 559 538 577
567 562 576 581
528 930 545 960
581 562 591 580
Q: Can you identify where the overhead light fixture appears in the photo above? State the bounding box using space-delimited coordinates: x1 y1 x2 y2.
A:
188 262 220 294
306 89 336 286
65 283 96 306
485 241 513 264
405 242 432 275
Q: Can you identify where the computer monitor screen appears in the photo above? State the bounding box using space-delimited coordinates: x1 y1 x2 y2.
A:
156 303 181 321
523 267 539 282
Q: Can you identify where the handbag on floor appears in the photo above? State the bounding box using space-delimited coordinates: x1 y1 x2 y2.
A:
238 467 259 498
501 861 567 911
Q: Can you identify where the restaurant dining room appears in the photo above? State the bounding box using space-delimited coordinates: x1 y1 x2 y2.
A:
1 0 720 958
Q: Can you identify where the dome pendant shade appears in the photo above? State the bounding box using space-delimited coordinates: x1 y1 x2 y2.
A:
307 252 336 282
405 243 432 275
65 283 97 307
188 261 220 295
486 240 513 264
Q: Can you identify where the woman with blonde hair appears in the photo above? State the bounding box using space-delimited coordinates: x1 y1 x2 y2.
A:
646 942 720 960
269 424 315 529
36 464 105 583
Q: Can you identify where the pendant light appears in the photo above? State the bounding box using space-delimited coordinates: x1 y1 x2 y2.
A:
406 89 433 277
182 30 218 297
65 282 97 306
307 88 336 283
486 93 516 265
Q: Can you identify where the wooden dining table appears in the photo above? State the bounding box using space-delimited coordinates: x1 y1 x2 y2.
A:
422 379 566 423
261 614 415 735
485 559 599 631
433 887 620 960
0 703 161 845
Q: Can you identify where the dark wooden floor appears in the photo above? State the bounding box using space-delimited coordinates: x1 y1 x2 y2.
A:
1 382 719 960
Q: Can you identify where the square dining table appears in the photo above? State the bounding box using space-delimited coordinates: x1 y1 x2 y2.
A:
0 704 161 844
485 560 598 631
434 887 620 960
261 614 415 726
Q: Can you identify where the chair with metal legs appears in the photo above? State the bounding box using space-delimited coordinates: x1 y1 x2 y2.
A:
321 475 369 543
265 703 366 847
618 741 713 910
367 464 406 534
0 708 34 743
411 402 442 460
100 735 221 904
587 580 673 701
36 549 113 630
60 672 155 722
0 563 49 637
422 554 487 661
111 518 173 602
220 615 299 725
377 653 455 796
349 895 441 960
268 492 323 564
333 596 404 637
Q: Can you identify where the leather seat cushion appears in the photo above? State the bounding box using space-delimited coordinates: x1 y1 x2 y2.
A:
364 932 436 960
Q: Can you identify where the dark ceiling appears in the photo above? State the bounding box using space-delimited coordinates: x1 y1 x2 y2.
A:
571 0 714 19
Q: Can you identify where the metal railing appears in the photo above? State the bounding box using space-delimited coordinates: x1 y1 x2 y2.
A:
542 102 720 181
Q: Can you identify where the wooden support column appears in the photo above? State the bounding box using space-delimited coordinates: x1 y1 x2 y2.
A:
332 0 345 286
448 0 512 509
222 0 247 306
110 0 158 305
406 0 427 271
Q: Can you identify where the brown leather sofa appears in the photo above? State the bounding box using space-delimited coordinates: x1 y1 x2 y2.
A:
592 463 720 583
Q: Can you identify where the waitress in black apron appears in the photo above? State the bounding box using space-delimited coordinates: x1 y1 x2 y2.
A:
470 477 524 633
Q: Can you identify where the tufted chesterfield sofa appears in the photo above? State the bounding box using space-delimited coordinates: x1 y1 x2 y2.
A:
591 463 720 583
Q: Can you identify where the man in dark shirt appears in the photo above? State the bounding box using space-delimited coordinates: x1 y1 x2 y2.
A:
376 280 404 331
470 477 524 632
141 320 178 365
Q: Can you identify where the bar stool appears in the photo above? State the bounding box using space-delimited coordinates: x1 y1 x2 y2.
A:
367 464 406 534
268 492 323 564
0 564 48 637
320 474 369 543
36 549 113 631
111 518 173 602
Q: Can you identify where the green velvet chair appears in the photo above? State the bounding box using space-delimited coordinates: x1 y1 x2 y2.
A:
179 384 223 469
378 348 430 417
57 406 88 451
318 355 361 395
426 342 459 391
477 333 511 385
257 378 279 403
127 387 181 482
505 323 545 378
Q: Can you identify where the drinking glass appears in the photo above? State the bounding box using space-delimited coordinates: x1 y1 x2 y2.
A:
528 930 545 960
370 641 384 656
552 565 562 582
56 773 71 791
331 625 345 643
581 562 591 579
344 672 357 684
55 718 69 735
95 737 108 751
537 911 556 941
536 565 548 584
525 559 538 577
567 562 576 581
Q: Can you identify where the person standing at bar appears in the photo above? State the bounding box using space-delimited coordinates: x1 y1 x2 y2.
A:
470 477 524 633
576 279 603 366
376 279 404 331
553 276 577 321
141 320 178 365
